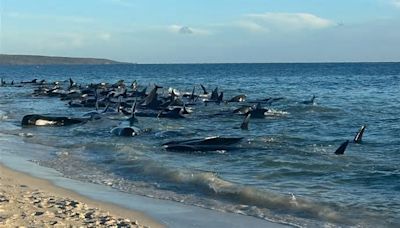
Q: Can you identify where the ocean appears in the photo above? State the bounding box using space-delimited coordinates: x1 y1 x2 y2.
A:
0 63 399 227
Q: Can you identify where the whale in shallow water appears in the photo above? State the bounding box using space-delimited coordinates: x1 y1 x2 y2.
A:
141 84 162 109
110 103 152 137
233 106 253 115
200 84 208 95
162 136 243 152
110 125 143 137
334 140 349 155
110 120 151 137
21 114 87 126
240 113 251 130
353 125 366 144
228 94 246 103
157 106 189 119
249 103 268 118
302 95 316 105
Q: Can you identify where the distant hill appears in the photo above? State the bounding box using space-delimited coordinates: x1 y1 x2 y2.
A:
0 54 126 65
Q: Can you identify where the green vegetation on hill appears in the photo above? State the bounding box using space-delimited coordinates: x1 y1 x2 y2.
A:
0 54 125 65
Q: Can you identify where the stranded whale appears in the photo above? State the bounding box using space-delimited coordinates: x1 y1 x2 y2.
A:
162 136 243 152
21 114 87 126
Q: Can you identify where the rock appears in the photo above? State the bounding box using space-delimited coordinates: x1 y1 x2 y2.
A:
0 195 9 203
105 219 116 225
33 211 44 216
84 211 94 219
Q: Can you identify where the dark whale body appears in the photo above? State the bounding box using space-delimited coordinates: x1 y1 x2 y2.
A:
110 126 141 137
21 114 86 126
163 136 243 152
334 140 349 155
354 125 366 143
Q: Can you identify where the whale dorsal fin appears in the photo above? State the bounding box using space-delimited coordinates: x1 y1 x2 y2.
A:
240 113 251 130
190 86 196 102
200 84 208 95
334 140 349 155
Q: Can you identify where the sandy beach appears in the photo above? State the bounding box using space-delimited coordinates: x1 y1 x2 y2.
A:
0 164 163 228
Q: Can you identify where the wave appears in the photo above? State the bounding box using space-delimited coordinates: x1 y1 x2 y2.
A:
108 157 348 225
265 109 289 117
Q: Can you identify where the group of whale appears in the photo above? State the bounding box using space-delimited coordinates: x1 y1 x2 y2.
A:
1 77 367 154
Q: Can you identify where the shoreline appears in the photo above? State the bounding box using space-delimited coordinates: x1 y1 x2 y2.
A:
0 138 289 228
0 163 164 227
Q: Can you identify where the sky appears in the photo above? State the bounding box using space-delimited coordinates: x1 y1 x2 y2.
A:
0 0 400 63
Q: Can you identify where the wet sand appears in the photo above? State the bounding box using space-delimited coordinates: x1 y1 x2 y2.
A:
0 164 164 227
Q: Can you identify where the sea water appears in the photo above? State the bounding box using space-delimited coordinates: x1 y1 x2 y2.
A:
0 63 399 227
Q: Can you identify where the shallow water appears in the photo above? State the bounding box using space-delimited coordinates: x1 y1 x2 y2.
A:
1 63 399 227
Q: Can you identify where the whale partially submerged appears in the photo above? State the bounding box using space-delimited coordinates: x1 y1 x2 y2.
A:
21 114 87 126
334 140 349 155
354 125 366 144
162 136 243 152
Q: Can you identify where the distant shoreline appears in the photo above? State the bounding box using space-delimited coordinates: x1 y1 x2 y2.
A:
1 54 398 65
0 54 128 65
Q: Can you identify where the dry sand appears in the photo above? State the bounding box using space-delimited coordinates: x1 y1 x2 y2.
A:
0 164 164 228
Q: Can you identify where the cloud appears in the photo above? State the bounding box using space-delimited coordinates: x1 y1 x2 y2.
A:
391 0 400 7
98 33 112 41
179 26 194 34
238 12 336 32
168 25 211 35
236 21 268 33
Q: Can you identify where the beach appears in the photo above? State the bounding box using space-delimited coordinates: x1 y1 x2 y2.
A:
0 132 288 228
0 164 163 228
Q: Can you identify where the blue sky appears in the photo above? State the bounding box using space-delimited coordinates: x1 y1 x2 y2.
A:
1 0 400 63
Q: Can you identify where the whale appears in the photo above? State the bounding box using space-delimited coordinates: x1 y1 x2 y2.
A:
249 97 284 106
334 140 349 155
353 125 366 143
233 106 253 115
182 86 199 103
217 92 223 105
110 125 143 137
110 101 153 137
228 94 246 103
21 114 87 126
200 84 208 95
110 117 151 137
302 95 316 105
189 86 197 102
162 136 243 152
157 107 187 119
249 103 268 118
141 84 163 109
210 87 219 101
21 79 38 84
240 113 251 130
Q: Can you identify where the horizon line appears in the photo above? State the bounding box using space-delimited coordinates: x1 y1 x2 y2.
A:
1 53 399 65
